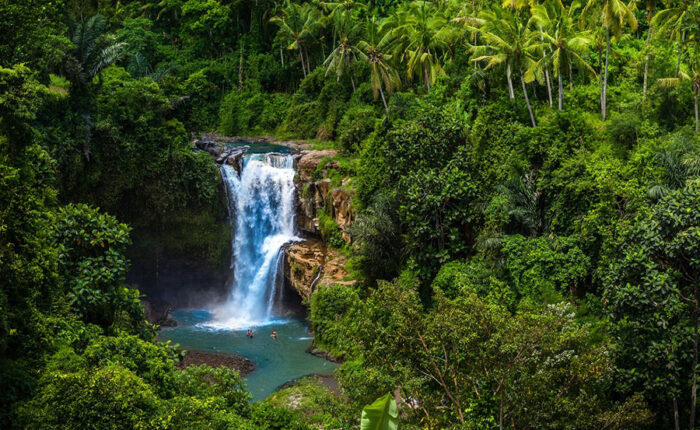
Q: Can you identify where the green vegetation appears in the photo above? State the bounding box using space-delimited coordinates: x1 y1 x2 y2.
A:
2 0 700 428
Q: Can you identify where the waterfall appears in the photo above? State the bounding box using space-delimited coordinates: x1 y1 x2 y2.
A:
208 153 298 329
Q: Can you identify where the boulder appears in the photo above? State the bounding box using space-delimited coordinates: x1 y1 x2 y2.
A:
296 150 338 182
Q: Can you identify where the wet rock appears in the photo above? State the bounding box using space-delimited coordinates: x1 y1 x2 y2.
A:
175 349 255 376
142 300 177 327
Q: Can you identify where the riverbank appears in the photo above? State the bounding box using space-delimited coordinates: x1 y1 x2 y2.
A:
159 311 338 401
176 348 255 377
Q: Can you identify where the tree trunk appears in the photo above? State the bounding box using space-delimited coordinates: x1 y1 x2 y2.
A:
499 391 504 430
304 46 311 75
280 48 284 67
643 28 652 99
506 63 515 99
299 47 307 77
238 41 244 91
379 86 388 113
521 71 537 127
569 62 573 91
539 28 552 107
350 75 356 92
424 65 431 92
675 31 685 78
602 27 610 121
674 397 680 430
558 72 564 111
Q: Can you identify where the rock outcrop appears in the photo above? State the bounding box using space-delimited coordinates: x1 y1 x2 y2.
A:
283 240 353 301
295 151 354 239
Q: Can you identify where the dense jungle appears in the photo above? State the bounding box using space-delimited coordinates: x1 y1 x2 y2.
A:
1 0 700 428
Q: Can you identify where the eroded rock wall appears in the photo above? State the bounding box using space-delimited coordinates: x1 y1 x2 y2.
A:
283 240 353 301
295 150 354 239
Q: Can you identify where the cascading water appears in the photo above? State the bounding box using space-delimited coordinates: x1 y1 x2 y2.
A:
159 146 337 401
208 153 299 329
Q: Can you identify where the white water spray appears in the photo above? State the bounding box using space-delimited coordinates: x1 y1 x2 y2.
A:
208 153 298 329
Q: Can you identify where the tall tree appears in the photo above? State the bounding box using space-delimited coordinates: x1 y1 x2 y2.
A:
473 6 540 126
581 0 637 121
606 181 700 430
63 14 124 96
357 16 401 111
652 0 695 78
271 1 321 77
658 50 700 132
529 0 595 110
63 14 124 161
394 1 449 91
323 10 363 90
642 0 657 98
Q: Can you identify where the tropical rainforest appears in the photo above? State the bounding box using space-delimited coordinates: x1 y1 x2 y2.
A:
1 0 700 428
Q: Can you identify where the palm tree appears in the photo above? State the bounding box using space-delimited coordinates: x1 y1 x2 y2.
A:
357 16 401 112
641 0 657 98
529 0 595 110
63 14 124 161
647 135 700 199
472 6 540 126
63 14 124 95
270 1 321 77
580 0 637 121
394 1 449 91
652 0 694 78
501 171 550 237
658 51 700 132
323 11 363 90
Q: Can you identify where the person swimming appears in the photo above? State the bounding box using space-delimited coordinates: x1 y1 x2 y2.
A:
271 330 277 340
246 329 254 338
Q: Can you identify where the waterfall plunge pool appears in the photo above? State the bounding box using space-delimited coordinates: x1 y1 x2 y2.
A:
158 145 337 402
160 309 337 401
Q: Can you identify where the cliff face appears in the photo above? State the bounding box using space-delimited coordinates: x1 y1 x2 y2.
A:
295 150 354 239
284 149 356 301
283 240 353 301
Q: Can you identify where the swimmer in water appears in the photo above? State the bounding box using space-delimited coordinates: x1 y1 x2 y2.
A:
271 330 277 340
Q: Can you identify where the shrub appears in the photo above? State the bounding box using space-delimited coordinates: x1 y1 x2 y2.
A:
318 209 345 249
19 365 160 430
337 104 379 152
309 284 361 355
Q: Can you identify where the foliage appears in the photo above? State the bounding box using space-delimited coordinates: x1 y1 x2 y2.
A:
360 392 398 430
605 180 700 427
4 0 700 428
265 377 357 428
312 277 653 428
337 104 379 152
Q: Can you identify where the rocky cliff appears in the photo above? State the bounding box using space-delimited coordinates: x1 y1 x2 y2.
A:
283 239 353 301
283 148 357 300
194 135 356 305
295 150 354 240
